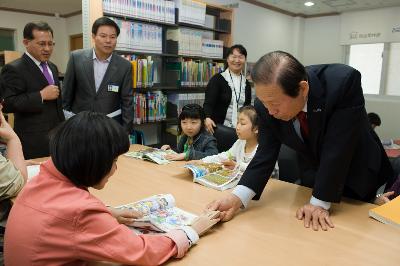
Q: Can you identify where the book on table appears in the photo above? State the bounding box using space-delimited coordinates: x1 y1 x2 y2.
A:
184 162 242 191
369 195 400 229
116 194 197 234
124 148 176 164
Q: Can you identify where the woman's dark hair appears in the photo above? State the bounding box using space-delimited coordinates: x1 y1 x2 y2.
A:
226 44 247 58
239 105 258 129
177 104 206 135
49 111 129 187
92 16 120 36
23 21 53 40
251 51 307 97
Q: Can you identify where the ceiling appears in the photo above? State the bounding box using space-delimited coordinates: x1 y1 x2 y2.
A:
255 0 400 16
0 0 81 16
1 0 400 17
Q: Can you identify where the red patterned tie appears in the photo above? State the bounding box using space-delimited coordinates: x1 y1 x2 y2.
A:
297 111 309 140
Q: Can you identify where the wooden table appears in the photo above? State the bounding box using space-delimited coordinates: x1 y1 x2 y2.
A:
90 145 400 266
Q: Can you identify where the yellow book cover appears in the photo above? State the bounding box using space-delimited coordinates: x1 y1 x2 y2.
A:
142 59 148 88
131 60 137 88
369 196 400 229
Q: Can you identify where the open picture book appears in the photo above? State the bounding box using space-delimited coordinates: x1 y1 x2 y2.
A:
116 194 197 233
369 195 400 229
184 163 242 191
124 148 176 164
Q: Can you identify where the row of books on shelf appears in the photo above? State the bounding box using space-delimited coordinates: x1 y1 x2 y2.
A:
111 17 163 53
175 0 206 26
121 55 156 88
120 54 224 89
133 91 167 124
167 93 205 115
167 28 223 58
167 60 224 87
103 0 176 24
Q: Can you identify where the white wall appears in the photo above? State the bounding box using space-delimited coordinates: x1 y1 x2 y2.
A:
205 0 296 62
231 2 295 62
66 14 83 36
292 17 305 61
0 10 83 73
340 7 400 45
302 15 344 65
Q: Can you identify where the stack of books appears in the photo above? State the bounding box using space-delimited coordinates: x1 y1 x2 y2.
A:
103 0 176 24
369 196 400 229
175 0 206 26
111 17 163 54
167 93 205 117
166 28 224 58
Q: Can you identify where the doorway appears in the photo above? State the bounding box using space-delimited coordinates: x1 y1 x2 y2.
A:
69 33 83 51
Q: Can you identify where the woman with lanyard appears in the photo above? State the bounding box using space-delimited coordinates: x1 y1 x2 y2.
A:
203 44 252 134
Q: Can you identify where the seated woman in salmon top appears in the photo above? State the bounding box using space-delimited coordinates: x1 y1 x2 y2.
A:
5 111 218 265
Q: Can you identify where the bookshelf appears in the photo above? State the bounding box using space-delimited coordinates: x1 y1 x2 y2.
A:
84 0 233 146
0 50 22 128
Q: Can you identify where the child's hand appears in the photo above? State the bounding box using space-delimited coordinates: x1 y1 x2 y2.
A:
160 145 171 150
222 160 236 170
374 191 395 205
108 206 143 225
190 210 220 236
0 111 18 142
165 153 186 161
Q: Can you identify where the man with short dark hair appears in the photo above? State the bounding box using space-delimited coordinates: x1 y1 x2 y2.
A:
62 16 133 132
367 112 381 129
208 51 394 231
1 21 64 159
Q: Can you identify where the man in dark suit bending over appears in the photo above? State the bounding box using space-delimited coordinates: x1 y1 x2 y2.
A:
1 22 64 159
208 51 394 230
62 17 133 132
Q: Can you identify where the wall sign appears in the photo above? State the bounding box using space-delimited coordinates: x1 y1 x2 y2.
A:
350 32 381 39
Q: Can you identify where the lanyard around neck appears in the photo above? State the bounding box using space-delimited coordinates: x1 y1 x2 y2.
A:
229 70 243 106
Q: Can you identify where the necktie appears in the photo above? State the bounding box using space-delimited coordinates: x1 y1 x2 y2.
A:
40 62 54 85
297 111 309 140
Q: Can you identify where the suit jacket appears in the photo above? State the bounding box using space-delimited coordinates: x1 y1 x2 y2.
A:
203 73 252 124
62 49 133 131
239 64 393 203
1 54 64 159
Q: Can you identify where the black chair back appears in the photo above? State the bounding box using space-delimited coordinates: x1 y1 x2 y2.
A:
213 124 237 153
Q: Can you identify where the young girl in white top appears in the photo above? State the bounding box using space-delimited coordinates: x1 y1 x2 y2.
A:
201 105 259 172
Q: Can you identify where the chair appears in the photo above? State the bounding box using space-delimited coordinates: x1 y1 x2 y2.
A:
213 124 237 153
